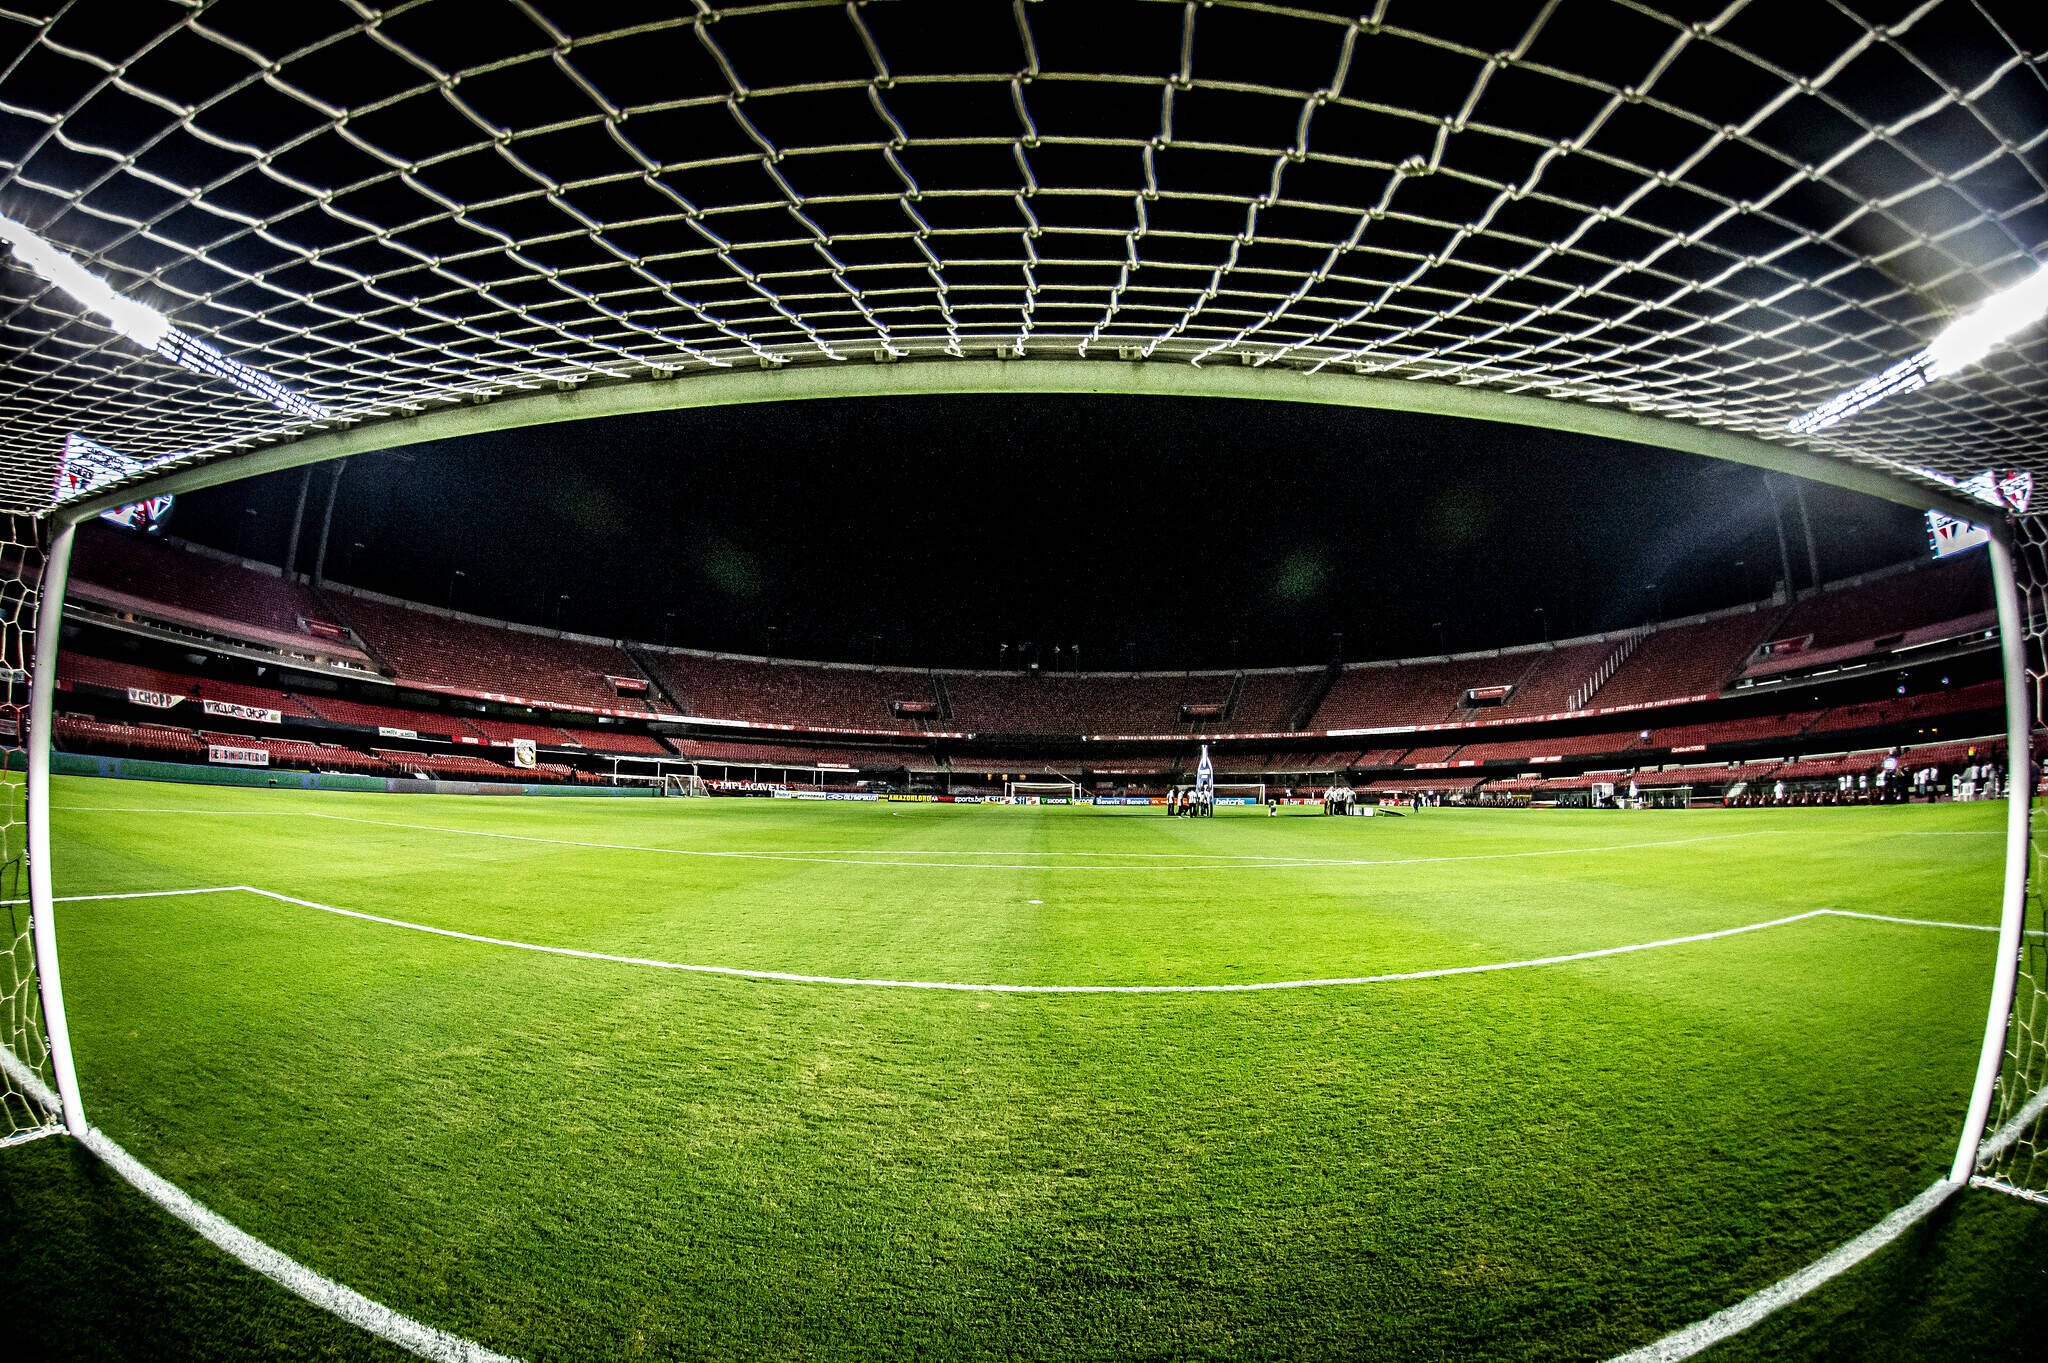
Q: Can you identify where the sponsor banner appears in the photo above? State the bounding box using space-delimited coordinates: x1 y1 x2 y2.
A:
208 743 269 767
201 698 281 725
773 789 879 801
1217 797 1257 806
949 795 985 804
378 726 417 739
1093 796 1151 806
884 793 930 802
128 688 184 709
512 738 537 769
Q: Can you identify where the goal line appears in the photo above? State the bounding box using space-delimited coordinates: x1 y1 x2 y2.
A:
0 1042 521 1363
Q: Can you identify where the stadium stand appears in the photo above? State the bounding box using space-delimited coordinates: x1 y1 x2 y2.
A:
1764 556 1991 653
676 740 916 769
1228 669 1324 729
639 651 932 731
330 591 656 714
572 730 673 756
291 692 470 739
1310 655 1531 731
1585 610 1780 711
942 671 1232 734
55 715 208 761
463 717 576 747
58 652 314 715
68 524 368 661
1488 640 1614 719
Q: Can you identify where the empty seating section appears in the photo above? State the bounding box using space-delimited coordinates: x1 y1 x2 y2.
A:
70 524 352 648
1771 557 1990 650
375 749 544 781
1643 712 1811 750
942 672 1230 733
1311 656 1525 730
295 693 471 739
465 717 576 746
1801 681 2003 736
333 594 653 713
1590 611 1777 710
1228 669 1322 729
241 737 393 776
574 730 673 755
677 740 918 768
59 652 311 714
1449 731 1644 764
56 716 207 760
641 651 927 729
1488 640 1611 718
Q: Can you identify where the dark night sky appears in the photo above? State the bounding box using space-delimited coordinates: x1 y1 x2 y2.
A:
162 394 1929 670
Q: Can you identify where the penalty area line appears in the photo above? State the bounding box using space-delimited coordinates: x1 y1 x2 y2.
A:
192 890 1844 994
0 1045 521 1363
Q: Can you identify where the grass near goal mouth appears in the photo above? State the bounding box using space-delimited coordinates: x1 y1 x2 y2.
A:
4 776 2046 1361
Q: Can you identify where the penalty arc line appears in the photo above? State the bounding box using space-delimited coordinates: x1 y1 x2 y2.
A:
0 1045 522 1363
53 889 2011 994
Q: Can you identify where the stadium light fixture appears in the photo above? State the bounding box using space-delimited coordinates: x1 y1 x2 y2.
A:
0 212 324 420
1790 263 2048 435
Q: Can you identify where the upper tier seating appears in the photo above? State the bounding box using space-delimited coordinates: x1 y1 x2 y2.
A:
574 729 673 755
293 692 471 739
1312 655 1530 730
1589 610 1778 711
1770 556 1991 651
69 525 366 659
58 652 314 715
465 717 576 747
332 593 654 713
942 671 1233 734
1229 669 1323 729
1488 640 1612 719
676 739 920 768
642 652 930 730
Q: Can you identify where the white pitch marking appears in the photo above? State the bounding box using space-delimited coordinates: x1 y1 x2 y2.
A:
0 1045 521 1363
1602 1083 2048 1363
122 887 1844 994
0 886 249 906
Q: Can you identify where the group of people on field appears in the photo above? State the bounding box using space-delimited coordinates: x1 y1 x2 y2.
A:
1167 787 1215 817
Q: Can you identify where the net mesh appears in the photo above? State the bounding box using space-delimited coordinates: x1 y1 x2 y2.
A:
0 512 58 1146
0 1 2044 513
1978 513 2048 1200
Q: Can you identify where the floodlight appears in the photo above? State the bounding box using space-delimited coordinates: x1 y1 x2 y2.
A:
0 212 323 419
1791 263 2048 434
0 213 168 350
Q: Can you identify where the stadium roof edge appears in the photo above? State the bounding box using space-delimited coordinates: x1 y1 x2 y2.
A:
55 359 1987 527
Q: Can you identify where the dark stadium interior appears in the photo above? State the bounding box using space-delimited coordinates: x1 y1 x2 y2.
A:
159 395 1930 668
53 425 2003 804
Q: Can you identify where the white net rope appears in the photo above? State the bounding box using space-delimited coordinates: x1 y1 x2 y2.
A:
0 512 58 1146
1979 512 2048 1198
0 1 2044 512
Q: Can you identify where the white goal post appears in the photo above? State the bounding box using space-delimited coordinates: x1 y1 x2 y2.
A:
661 772 709 798
1210 782 1267 806
1004 779 1079 802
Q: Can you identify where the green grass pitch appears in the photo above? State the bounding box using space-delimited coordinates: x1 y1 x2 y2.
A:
4 775 2047 1361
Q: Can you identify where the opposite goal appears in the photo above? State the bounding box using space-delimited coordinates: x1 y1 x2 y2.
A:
661 772 710 798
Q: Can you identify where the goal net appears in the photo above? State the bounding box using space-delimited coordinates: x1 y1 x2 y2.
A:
1971 517 2048 1202
661 772 709 798
1211 782 1267 807
0 512 60 1146
1004 780 1078 803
